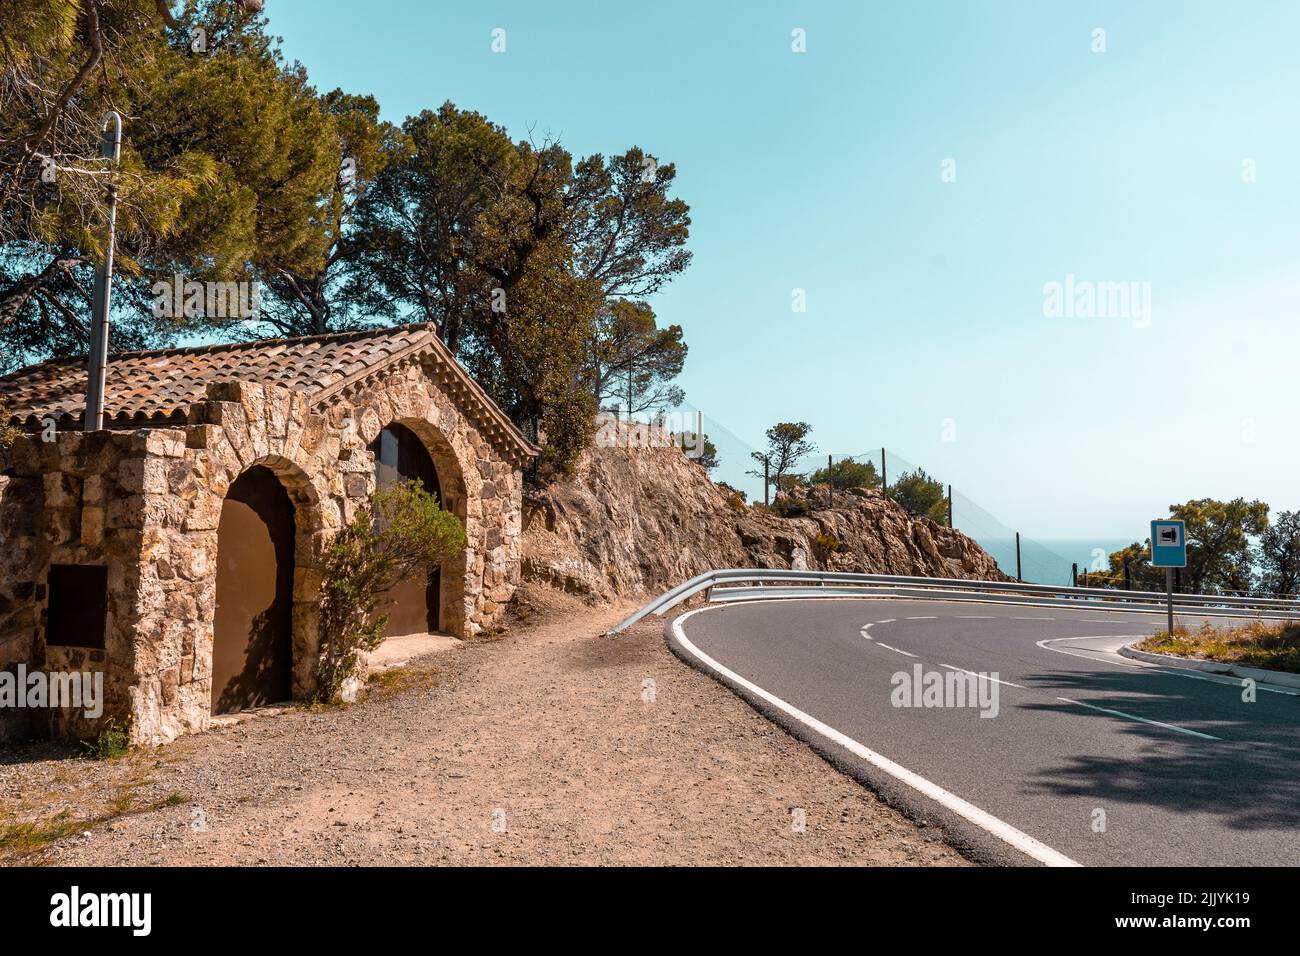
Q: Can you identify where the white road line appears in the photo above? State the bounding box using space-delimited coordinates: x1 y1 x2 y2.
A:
1014 616 1056 621
875 618 896 624
1038 637 1299 696
1056 697 1221 741
671 609 1080 867
906 615 937 620
940 665 1026 689
1036 636 1148 666
957 615 996 619
1140 666 1299 697
876 643 918 658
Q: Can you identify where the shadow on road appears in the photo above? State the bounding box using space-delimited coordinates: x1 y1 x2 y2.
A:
1018 667 1300 830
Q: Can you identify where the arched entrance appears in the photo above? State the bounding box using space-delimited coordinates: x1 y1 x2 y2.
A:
369 422 443 634
211 466 295 713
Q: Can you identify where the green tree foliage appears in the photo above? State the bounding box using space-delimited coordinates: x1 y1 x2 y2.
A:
809 457 880 491
344 104 535 347
1 12 694 474
315 480 465 702
0 0 344 365
1170 497 1268 595
347 108 692 471
1092 540 1164 591
588 299 685 414
1095 499 1272 595
690 433 719 472
666 428 718 471
247 89 405 337
0 403 20 446
1257 509 1300 597
748 422 815 494
715 480 746 504
890 468 948 525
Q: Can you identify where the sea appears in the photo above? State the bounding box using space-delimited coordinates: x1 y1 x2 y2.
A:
974 537 1137 587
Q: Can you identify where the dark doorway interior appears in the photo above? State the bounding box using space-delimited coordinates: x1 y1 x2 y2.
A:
212 466 295 713
369 423 443 634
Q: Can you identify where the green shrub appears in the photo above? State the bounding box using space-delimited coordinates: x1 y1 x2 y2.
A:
890 468 948 525
809 458 880 491
82 719 129 761
0 404 20 448
715 481 747 511
771 495 808 518
813 532 841 559
314 480 466 703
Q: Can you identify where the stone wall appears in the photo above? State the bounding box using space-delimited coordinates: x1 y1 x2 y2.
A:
0 358 525 746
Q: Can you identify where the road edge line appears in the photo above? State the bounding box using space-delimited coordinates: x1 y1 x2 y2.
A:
669 606 1081 868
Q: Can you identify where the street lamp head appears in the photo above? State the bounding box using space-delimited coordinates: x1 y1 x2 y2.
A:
100 112 123 164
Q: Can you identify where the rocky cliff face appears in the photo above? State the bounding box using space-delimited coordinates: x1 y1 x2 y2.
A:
522 437 1007 600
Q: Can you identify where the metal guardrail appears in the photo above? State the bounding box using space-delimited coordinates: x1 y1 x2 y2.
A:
607 569 1300 635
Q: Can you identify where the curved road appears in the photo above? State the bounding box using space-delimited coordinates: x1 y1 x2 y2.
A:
673 598 1300 866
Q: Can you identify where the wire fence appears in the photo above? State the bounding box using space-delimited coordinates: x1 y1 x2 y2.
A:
644 404 1115 587
610 403 1294 594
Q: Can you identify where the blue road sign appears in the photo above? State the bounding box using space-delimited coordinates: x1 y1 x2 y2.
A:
1150 519 1187 568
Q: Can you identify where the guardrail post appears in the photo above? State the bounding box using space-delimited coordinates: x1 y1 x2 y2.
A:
1015 531 1022 582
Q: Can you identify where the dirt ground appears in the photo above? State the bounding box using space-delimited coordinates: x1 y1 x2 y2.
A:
0 588 966 866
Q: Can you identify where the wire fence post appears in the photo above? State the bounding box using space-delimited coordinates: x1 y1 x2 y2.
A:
764 458 770 507
1015 531 1022 582
827 454 833 508
1124 560 1131 591
1072 562 1078 587
947 484 953 528
881 447 888 497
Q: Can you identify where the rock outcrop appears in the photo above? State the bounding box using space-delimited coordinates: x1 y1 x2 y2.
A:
522 437 1007 600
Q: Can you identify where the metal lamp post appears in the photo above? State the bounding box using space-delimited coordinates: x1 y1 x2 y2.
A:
85 111 122 432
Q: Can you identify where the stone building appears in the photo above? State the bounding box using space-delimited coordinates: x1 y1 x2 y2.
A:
0 323 537 745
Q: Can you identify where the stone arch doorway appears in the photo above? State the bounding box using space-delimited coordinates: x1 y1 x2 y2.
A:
370 422 445 634
212 466 295 713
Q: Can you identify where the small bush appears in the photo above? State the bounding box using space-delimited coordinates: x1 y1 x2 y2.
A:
82 720 129 761
809 458 880 491
0 403 20 449
715 481 747 511
813 532 841 559
771 495 808 518
314 480 466 703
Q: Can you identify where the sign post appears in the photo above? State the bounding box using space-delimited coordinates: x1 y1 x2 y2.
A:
1149 519 1187 636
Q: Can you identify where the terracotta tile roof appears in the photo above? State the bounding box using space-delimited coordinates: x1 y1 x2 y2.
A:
0 323 539 462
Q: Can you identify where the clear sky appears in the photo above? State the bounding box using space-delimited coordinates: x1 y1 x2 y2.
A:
264 0 1300 539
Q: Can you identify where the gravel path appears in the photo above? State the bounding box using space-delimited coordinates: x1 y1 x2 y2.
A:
0 590 966 866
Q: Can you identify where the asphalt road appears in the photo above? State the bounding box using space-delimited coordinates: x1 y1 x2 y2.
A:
674 598 1300 866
